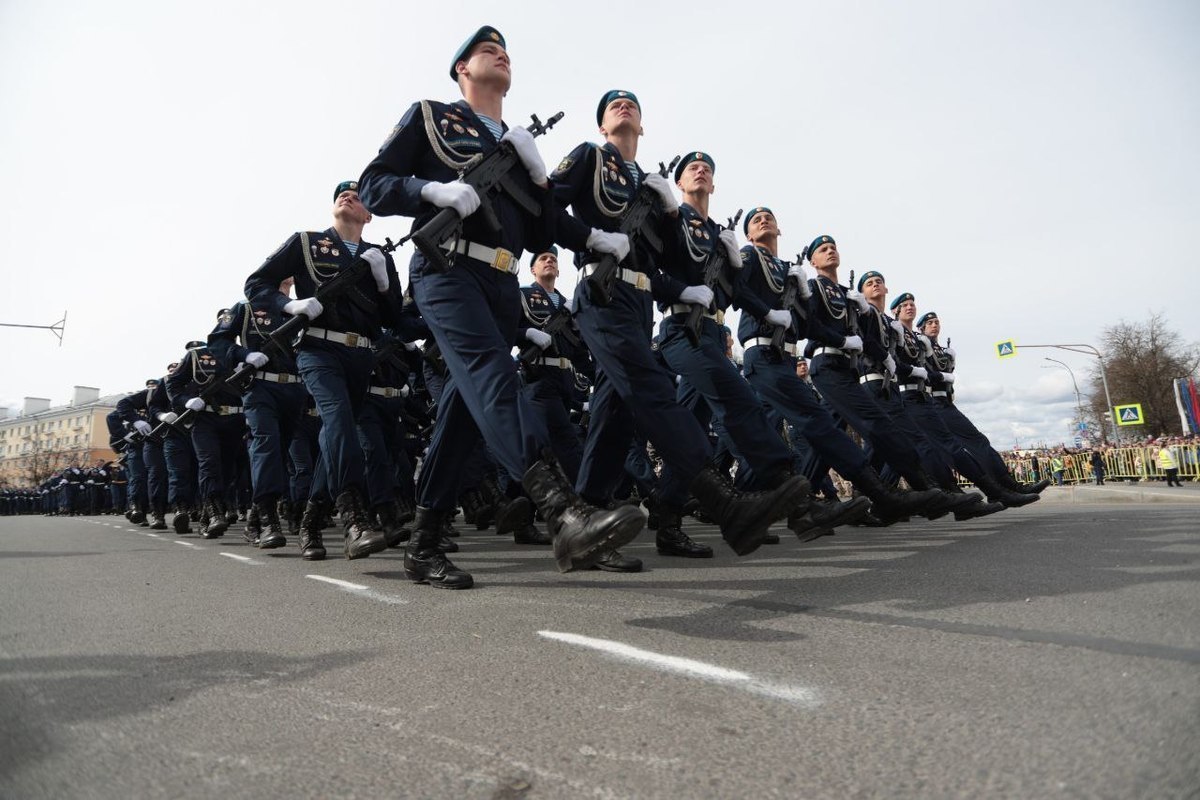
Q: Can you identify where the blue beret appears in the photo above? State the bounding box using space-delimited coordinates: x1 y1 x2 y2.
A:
674 151 715 182
333 180 358 201
185 340 205 350
449 26 506 81
805 235 835 262
596 89 640 125
743 206 773 235
889 292 915 312
530 246 558 265
917 311 938 328
857 270 884 292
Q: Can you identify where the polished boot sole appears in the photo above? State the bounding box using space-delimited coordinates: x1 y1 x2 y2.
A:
554 506 646 573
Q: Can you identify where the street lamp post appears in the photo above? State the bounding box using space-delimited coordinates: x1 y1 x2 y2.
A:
1043 357 1086 442
1013 343 1118 442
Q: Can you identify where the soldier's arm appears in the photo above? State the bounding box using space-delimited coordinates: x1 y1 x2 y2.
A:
358 103 435 218
207 303 250 370
245 234 302 318
731 246 772 320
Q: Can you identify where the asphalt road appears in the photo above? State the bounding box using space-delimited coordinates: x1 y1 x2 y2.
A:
2 501 1198 799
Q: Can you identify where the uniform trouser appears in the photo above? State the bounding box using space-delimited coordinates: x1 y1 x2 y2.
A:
143 440 169 513
357 394 404 508
126 446 148 511
523 369 584 483
863 380 958 490
110 483 127 511
677 375 737 476
163 432 197 509
743 347 869 484
622 434 658 499
810 354 929 488
933 398 1012 481
901 390 994 488
574 282 710 507
290 413 320 502
191 412 246 502
424 360 494 493
659 316 793 492
297 341 374 499
243 380 307 503
411 255 548 511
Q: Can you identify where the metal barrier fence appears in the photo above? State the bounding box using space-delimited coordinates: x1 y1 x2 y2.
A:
1003 445 1199 485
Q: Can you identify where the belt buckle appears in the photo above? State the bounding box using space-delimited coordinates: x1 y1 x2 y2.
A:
344 332 360 348
493 249 513 273
385 388 396 398
714 310 725 325
278 374 291 384
635 272 649 291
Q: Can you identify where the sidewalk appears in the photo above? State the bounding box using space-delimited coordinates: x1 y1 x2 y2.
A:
1033 481 1200 504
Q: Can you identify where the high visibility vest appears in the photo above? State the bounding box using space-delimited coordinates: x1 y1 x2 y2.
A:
1158 448 1177 470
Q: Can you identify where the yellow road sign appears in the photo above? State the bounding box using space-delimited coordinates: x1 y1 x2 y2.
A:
1114 403 1144 426
996 340 1016 358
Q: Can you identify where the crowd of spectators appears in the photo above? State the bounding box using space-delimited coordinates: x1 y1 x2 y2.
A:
1000 434 1198 486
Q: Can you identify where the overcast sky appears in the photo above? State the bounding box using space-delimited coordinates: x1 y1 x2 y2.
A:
2 0 1197 449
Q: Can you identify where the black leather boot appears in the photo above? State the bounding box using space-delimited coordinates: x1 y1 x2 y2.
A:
129 505 147 525
974 473 1040 508
522 452 645 573
257 501 286 549
404 507 473 589
458 486 493 530
655 507 713 558
514 523 552 545
335 489 387 560
243 504 262 545
277 498 299 537
590 549 643 572
953 495 1007 520
394 494 416 526
375 502 406 548
173 504 193 535
850 466 944 519
149 508 168 530
298 497 327 561
797 495 873 535
205 499 230 539
689 464 809 556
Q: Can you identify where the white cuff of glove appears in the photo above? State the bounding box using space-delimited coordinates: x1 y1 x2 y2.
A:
884 355 897 374
501 127 548 185
643 174 679 214
244 352 269 369
795 274 812 299
157 412 178 424
586 228 631 261
845 290 871 313
889 319 906 336
718 229 740 264
842 334 864 353
917 333 934 356
942 372 956 384
185 398 206 413
910 366 928 380
361 248 389 292
679 284 714 308
420 181 481 218
765 309 791 328
525 328 553 350
283 297 324 319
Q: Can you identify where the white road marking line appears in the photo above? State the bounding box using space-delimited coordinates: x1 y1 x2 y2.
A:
305 574 408 605
173 541 201 549
538 630 820 707
220 552 263 565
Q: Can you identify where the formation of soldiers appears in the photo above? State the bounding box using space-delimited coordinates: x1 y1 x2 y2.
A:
2 26 1051 586
1 462 129 516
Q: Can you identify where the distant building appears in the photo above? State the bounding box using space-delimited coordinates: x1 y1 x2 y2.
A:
0 387 124 487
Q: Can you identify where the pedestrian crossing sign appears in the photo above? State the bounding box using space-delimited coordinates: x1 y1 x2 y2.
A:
996 340 1016 358
1114 403 1144 426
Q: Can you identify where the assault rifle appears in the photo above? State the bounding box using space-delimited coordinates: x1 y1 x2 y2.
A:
582 155 681 306
518 304 581 366
683 208 742 346
410 112 565 273
769 251 807 358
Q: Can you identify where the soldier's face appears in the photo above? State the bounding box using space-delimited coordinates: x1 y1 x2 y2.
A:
460 42 511 91
532 253 559 280
747 211 779 242
923 318 941 337
333 191 371 225
676 160 713 195
796 360 809 378
862 275 886 302
810 242 839 270
896 301 916 323
601 99 641 136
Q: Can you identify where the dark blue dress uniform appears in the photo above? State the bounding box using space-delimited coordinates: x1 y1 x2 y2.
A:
549 142 710 510
244 228 405 508
147 373 197 525
116 382 165 521
357 331 417 520
518 281 588 481
165 342 246 527
656 204 794 491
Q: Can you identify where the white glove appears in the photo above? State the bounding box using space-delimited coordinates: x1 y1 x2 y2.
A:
945 346 957 358
842 334 864 353
157 412 178 424
889 319 906 337
765 309 791 328
679 284 714 307
420 181 481 218
910 366 928 380
400 385 411 398
718 229 740 264
501 126 548 185
361 248 389 292
845 290 871 313
942 372 956 385
403 341 419 351
643 173 679 213
792 271 813 299
244 352 269 368
185 398 206 413
884 355 897 375
587 228 631 261
133 420 152 435
284 297 324 319
917 333 934 356
525 328 553 350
